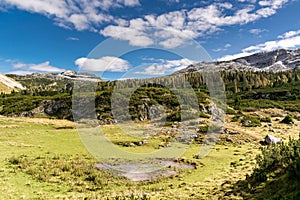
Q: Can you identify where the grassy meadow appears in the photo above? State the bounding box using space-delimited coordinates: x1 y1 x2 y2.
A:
0 115 265 199
2 108 300 199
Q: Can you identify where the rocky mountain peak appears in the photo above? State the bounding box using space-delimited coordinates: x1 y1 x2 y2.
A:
176 48 300 74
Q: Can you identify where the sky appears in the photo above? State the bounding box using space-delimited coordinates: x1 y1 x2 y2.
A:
0 0 300 80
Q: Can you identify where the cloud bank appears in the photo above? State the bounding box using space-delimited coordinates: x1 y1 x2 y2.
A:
0 0 292 48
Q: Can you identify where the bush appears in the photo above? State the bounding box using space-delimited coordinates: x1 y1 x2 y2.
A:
198 125 209 134
241 116 261 127
281 114 294 124
260 117 271 123
252 135 300 183
199 112 210 118
226 107 236 115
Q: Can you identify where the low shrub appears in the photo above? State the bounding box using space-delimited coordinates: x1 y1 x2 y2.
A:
281 114 294 124
252 135 300 183
241 116 261 127
260 117 271 123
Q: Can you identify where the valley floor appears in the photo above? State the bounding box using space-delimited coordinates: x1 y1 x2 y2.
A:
0 109 299 199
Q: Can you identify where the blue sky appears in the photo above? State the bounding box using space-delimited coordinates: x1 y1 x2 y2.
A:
0 0 300 80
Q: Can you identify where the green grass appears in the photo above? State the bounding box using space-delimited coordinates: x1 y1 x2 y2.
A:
0 116 265 199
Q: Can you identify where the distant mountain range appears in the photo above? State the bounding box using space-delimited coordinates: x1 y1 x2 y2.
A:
26 70 102 82
1 48 300 94
0 71 103 93
176 48 300 74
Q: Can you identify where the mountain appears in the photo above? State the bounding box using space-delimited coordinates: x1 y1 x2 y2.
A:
29 70 102 82
176 48 300 74
6 70 102 91
0 73 25 93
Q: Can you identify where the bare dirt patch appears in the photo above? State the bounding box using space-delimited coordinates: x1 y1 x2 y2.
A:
96 159 196 182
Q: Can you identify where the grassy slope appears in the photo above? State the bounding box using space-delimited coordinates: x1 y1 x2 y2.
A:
0 82 12 94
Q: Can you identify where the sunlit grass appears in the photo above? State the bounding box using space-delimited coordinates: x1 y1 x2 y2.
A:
0 116 280 199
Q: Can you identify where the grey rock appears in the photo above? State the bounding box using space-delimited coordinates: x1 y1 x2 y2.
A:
226 137 233 142
265 134 282 145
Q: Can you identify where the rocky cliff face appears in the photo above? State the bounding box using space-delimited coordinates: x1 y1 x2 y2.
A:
176 48 300 74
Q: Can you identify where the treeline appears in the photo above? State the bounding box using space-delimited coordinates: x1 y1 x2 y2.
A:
1 69 300 121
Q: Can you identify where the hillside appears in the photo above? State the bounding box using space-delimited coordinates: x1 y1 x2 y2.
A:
1 49 300 121
0 73 25 93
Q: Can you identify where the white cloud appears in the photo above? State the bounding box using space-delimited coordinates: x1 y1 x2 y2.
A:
12 61 65 73
75 56 131 72
258 0 289 9
218 30 300 61
225 44 232 48
1 0 69 18
213 43 231 52
218 52 255 61
238 0 257 3
0 0 292 48
101 1 291 48
278 30 300 39
8 70 35 75
100 25 154 47
135 58 194 75
13 63 27 69
0 0 140 32
249 28 267 35
66 37 79 41
121 0 140 7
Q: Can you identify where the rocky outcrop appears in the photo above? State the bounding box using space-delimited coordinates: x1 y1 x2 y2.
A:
21 99 72 120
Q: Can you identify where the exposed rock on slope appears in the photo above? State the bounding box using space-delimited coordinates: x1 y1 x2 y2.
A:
0 73 25 93
28 70 102 82
176 48 300 73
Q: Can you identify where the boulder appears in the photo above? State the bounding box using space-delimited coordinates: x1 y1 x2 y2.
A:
264 134 282 145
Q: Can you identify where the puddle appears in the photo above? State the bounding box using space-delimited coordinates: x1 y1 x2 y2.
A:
96 159 194 181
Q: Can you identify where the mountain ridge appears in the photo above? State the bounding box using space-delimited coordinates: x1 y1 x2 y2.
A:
176 48 300 74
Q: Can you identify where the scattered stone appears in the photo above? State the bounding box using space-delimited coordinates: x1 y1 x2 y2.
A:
264 134 282 145
223 128 230 134
229 131 240 135
142 140 149 145
165 142 171 148
193 154 202 159
245 138 251 143
136 141 143 146
226 136 233 143
242 120 252 126
129 143 135 147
